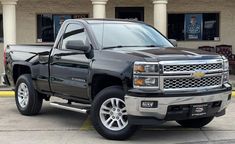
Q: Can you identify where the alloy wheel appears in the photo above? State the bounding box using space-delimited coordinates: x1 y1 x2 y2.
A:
99 98 128 131
17 83 29 108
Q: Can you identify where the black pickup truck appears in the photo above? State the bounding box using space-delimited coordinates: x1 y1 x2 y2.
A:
3 19 232 140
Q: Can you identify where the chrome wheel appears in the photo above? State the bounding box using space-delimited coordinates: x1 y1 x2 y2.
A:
17 83 29 108
99 98 128 131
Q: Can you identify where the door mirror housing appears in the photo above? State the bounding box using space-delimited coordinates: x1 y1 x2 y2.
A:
169 39 177 47
65 40 94 59
66 40 91 53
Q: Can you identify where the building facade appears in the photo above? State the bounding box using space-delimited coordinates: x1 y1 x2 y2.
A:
0 0 234 74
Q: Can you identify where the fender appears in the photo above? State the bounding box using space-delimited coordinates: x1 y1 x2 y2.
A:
11 61 39 90
87 57 134 100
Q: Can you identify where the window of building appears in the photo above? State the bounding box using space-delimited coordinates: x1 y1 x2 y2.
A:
37 14 88 43
168 13 220 41
115 7 144 21
0 15 3 43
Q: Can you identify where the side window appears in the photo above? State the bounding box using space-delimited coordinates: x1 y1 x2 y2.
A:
61 23 88 49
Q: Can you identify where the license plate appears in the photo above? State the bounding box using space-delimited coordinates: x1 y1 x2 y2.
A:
191 104 208 118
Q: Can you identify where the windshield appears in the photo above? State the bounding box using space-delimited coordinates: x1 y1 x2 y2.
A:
90 22 173 49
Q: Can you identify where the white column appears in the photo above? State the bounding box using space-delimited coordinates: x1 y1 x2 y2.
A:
153 0 168 36
91 0 108 18
1 0 17 48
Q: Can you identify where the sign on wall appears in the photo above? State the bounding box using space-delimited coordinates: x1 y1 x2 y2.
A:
185 14 203 40
73 14 89 19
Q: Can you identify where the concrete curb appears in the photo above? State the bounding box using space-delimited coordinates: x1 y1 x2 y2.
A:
0 91 15 97
232 91 235 97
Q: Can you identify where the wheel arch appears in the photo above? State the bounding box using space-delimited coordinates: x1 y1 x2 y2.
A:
12 62 32 84
90 74 125 100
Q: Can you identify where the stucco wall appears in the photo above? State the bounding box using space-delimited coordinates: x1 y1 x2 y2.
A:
167 0 235 50
14 0 235 50
0 0 234 74
109 0 235 50
16 0 92 44
6 0 235 49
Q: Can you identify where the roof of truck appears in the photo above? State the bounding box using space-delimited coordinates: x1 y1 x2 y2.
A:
67 18 146 25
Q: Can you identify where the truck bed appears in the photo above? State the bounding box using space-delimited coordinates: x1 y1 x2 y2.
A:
5 44 53 92
6 44 53 62
7 44 53 54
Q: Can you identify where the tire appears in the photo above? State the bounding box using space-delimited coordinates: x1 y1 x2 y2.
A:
15 74 43 116
91 86 137 140
176 116 214 128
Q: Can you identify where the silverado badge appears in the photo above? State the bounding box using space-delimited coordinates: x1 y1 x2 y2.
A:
192 70 205 79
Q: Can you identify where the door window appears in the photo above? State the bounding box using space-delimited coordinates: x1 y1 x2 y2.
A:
61 23 88 49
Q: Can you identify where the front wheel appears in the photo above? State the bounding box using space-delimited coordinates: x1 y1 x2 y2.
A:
176 116 214 128
91 86 137 140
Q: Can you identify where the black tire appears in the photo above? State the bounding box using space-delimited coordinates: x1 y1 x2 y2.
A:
176 117 214 128
15 74 43 116
91 86 137 140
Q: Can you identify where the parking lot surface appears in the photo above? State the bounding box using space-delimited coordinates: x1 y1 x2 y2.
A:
0 97 235 144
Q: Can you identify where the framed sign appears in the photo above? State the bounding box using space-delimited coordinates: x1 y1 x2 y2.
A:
185 14 203 40
73 14 89 19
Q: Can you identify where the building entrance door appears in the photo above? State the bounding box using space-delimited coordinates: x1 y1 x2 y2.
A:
115 7 144 21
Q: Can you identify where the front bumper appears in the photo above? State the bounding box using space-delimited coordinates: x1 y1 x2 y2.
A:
125 89 231 122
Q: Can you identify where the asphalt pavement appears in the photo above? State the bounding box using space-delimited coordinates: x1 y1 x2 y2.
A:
0 97 235 144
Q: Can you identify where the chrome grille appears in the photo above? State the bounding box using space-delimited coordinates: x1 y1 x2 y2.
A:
163 63 223 72
164 76 222 90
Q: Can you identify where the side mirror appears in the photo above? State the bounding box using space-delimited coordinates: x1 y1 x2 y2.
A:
169 39 177 47
66 40 91 53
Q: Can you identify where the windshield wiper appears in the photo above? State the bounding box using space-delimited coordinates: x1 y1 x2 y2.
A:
144 45 164 47
102 45 127 49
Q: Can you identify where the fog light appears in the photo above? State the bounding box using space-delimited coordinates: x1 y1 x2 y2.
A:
141 101 158 108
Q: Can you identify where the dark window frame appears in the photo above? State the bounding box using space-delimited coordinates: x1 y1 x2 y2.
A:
0 15 3 43
167 12 220 42
36 13 89 43
115 7 145 21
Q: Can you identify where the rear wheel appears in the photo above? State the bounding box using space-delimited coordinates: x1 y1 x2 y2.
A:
91 86 137 140
15 74 43 116
176 117 214 128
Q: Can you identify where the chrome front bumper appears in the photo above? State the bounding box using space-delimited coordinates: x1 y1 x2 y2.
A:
125 91 231 120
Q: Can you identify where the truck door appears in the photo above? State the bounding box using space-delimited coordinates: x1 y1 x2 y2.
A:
50 23 91 100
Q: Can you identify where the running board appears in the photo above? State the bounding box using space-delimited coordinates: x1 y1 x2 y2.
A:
50 102 89 114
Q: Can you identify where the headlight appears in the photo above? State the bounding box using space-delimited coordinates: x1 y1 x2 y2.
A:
133 76 159 88
222 56 229 71
133 61 159 89
222 56 229 83
134 62 158 74
223 59 229 71
223 72 229 83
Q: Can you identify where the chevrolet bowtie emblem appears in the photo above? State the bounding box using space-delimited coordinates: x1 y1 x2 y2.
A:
192 70 205 79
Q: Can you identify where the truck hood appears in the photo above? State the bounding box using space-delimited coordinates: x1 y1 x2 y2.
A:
110 47 222 61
